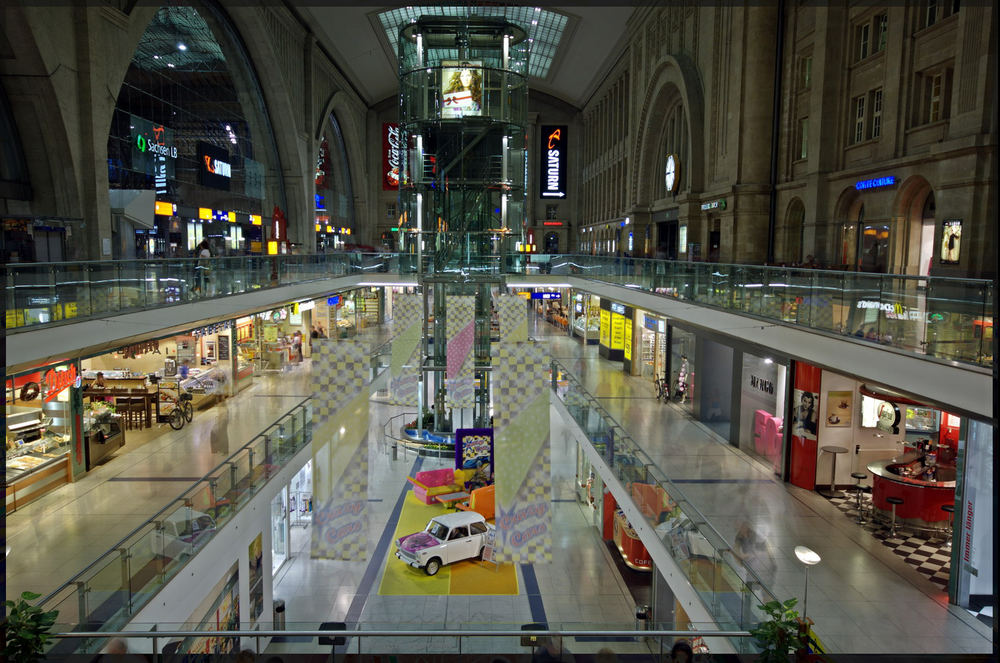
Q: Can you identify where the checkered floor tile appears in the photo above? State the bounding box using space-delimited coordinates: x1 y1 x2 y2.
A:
828 493 952 590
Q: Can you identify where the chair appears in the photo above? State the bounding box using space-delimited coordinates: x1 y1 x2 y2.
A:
941 504 955 550
114 397 137 430
129 389 148 429
850 472 869 524
886 496 904 538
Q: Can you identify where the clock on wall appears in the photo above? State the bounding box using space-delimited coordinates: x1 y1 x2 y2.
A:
665 153 680 194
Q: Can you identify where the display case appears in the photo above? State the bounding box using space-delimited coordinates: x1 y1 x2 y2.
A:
83 401 125 470
5 406 73 512
181 365 227 409
572 313 600 343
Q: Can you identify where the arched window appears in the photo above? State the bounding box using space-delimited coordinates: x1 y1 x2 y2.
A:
314 113 355 251
107 2 285 258
779 198 805 264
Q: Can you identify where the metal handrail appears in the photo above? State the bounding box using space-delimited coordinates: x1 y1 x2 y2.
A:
37 397 312 609
53 628 752 638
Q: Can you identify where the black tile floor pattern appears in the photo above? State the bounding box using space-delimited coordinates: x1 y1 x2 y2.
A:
827 493 952 590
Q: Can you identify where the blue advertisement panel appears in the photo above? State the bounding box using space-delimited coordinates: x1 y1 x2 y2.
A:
455 427 494 470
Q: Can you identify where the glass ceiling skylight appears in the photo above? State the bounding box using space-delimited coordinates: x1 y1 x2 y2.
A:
377 6 568 78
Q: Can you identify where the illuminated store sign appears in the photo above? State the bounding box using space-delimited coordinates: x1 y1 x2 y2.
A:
531 292 561 300
131 115 176 195
610 302 625 315
383 123 401 190
539 125 567 199
855 175 896 190
197 141 232 191
700 199 727 211
941 219 961 264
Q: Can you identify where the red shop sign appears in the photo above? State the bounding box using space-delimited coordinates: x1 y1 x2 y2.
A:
383 123 400 190
44 364 78 402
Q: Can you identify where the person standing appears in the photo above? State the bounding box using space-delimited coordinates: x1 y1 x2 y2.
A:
195 239 212 296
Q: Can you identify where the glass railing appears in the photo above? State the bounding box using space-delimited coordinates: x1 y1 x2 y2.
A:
6 252 992 367
522 254 993 368
50 624 751 658
551 360 777 651
38 398 313 654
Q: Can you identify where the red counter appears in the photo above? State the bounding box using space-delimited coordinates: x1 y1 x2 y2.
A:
868 453 955 525
613 509 651 571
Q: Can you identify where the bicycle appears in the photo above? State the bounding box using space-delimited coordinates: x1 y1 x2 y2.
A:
157 391 194 430
654 376 669 402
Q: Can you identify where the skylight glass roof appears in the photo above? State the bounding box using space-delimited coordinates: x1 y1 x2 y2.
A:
377 6 568 78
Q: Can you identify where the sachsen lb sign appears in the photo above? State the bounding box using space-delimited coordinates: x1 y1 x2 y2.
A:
539 125 567 199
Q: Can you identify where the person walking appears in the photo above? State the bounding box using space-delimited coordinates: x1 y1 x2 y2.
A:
211 403 230 455
195 239 212 297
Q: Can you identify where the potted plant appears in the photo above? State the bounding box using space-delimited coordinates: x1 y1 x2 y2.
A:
749 598 811 662
2 591 59 662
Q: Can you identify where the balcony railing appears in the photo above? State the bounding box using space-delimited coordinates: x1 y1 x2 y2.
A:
38 398 312 654
5 253 992 367
551 360 777 645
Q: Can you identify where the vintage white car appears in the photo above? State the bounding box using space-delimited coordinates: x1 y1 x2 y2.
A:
394 511 493 575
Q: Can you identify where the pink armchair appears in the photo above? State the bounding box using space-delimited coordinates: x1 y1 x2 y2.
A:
406 468 475 505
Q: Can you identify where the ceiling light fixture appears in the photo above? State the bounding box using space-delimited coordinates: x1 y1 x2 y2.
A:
177 43 187 51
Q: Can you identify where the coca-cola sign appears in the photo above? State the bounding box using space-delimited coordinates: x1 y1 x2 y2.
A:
383 123 400 190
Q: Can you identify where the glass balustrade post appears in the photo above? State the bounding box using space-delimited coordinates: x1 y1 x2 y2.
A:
75 581 88 630
119 548 131 615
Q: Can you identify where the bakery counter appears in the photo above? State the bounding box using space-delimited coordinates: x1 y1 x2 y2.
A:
867 452 955 527
612 509 652 571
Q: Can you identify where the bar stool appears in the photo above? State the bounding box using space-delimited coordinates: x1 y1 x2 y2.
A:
941 504 955 550
850 472 869 524
114 397 136 430
886 496 904 538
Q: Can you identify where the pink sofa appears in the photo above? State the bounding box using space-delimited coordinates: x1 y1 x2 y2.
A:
406 468 475 505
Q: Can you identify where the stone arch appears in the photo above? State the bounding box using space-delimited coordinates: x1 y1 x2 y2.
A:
777 197 805 264
891 174 935 274
632 54 705 207
315 90 369 242
831 186 863 268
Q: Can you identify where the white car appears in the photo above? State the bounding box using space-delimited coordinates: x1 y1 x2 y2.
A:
394 511 493 575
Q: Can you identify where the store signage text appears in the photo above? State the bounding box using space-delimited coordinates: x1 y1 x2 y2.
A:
610 302 625 315
43 364 78 402
855 175 896 191
700 199 726 211
383 123 400 190
539 125 567 199
203 155 232 178
531 292 560 300
750 375 774 395
856 299 926 321
197 141 232 191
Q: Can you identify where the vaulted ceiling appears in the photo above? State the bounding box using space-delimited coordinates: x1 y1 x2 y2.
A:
299 4 636 109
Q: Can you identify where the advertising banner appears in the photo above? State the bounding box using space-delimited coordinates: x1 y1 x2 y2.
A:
310 339 370 560
197 141 232 191
445 295 476 407
441 61 483 118
493 342 551 563
248 533 263 623
789 362 822 490
624 318 633 361
599 309 611 347
611 313 625 350
130 115 176 195
497 294 528 342
382 123 401 190
388 293 421 406
539 125 567 199
455 427 493 471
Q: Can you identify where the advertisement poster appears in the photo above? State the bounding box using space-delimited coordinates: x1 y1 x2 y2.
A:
791 389 818 440
599 309 611 347
189 562 239 655
940 219 961 264
382 123 401 189
157 379 180 416
624 318 633 361
248 533 264 622
455 428 494 471
611 313 625 350
825 390 852 427
441 61 482 118
539 125 567 199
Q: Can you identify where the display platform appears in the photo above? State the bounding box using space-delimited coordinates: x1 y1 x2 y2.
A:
378 493 518 596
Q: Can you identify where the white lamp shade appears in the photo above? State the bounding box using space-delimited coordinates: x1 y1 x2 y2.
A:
794 545 821 566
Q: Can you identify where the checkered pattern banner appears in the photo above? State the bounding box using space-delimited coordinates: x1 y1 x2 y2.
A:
493 342 551 563
498 295 528 342
311 438 369 561
311 339 369 421
446 296 475 408
388 294 421 407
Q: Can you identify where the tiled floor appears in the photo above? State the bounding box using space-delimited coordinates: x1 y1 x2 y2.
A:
5 313 992 656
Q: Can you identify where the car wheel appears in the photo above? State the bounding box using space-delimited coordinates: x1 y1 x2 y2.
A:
424 558 441 576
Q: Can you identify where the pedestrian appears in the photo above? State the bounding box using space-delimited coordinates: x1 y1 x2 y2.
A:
211 404 229 455
195 239 212 296
670 640 694 662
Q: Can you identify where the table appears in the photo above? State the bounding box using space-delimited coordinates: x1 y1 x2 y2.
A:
84 388 155 429
818 445 849 499
434 491 470 509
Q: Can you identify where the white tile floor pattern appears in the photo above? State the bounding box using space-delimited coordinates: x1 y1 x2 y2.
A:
5 315 992 656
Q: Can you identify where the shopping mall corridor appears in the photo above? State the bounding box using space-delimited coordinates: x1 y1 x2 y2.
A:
5 314 991 656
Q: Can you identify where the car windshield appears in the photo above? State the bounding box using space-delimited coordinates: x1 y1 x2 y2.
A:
426 521 449 540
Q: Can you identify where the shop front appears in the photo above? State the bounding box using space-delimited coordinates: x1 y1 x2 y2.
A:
785 360 993 616
570 292 600 344
532 289 568 331
637 314 667 381
6 361 84 512
737 353 788 474
598 300 630 363
668 325 696 413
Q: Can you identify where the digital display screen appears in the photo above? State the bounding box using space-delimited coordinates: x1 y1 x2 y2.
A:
441 61 482 118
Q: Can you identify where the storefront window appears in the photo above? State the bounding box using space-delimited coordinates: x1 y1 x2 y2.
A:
670 327 696 414
696 338 732 440
271 488 288 574
107 3 285 258
738 353 787 474
639 314 666 380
